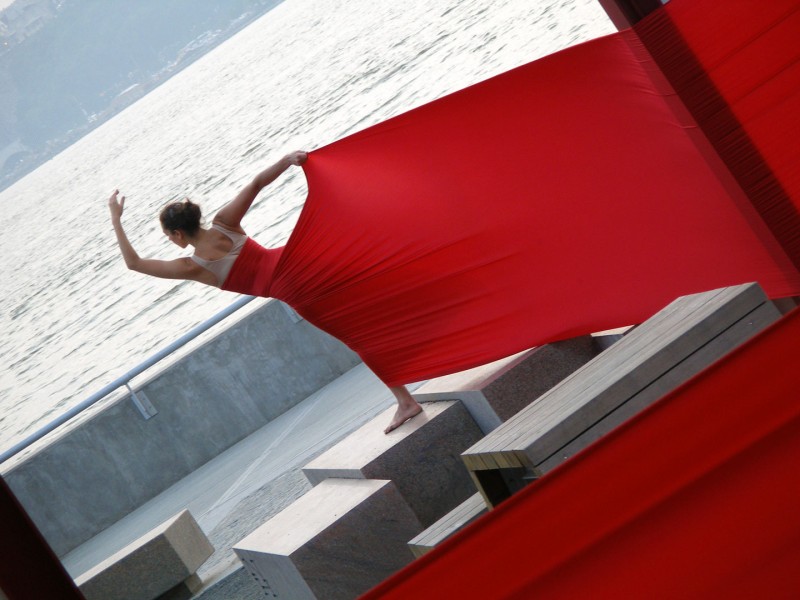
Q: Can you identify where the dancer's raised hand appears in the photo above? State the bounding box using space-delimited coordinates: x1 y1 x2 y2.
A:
107 189 125 222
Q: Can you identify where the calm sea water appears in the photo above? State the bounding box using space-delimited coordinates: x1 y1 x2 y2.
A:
0 0 613 450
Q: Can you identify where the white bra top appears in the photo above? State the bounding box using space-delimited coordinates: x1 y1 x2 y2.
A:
191 223 247 286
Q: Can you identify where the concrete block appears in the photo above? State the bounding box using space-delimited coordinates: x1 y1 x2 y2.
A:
407 492 488 558
302 400 483 527
415 335 606 433
74 510 213 600
234 479 421 600
462 283 784 506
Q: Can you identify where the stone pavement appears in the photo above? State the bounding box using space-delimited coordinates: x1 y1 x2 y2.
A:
62 363 423 598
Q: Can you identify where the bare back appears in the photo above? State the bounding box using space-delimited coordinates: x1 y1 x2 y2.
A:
190 223 247 286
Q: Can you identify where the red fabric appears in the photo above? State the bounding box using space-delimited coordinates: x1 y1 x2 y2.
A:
360 307 800 599
259 25 799 385
221 237 283 296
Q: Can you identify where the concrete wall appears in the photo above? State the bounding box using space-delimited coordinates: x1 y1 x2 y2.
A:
3 299 360 557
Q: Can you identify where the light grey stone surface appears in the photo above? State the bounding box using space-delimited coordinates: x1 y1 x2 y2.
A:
159 574 202 600
199 469 313 583
75 510 213 600
407 492 488 558
416 335 606 432
302 400 483 527
193 567 263 600
234 479 421 600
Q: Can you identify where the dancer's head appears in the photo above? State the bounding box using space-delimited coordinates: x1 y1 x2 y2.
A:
160 199 201 247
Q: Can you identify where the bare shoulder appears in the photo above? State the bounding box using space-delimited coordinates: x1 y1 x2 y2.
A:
211 217 246 235
177 256 219 286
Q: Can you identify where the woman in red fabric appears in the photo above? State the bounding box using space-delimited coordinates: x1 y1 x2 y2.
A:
107 151 422 433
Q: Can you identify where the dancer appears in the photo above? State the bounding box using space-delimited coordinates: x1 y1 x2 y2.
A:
108 151 422 433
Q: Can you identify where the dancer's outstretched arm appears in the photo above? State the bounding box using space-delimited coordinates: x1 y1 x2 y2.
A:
108 190 209 283
213 150 307 231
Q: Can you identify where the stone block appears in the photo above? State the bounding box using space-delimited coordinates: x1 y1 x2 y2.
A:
407 492 488 558
302 400 483 527
74 510 213 600
415 335 606 433
462 283 784 506
234 479 421 600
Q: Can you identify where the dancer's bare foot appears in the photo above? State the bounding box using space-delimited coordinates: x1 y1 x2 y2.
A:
384 402 423 434
384 385 423 434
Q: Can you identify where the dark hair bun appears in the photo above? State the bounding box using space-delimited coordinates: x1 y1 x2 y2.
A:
160 199 202 235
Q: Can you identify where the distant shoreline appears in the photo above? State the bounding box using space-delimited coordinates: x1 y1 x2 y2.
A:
0 2 281 194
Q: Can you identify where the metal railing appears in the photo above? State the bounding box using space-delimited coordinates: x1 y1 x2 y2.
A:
0 295 257 465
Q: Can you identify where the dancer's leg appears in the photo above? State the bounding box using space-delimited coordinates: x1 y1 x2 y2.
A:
384 385 423 434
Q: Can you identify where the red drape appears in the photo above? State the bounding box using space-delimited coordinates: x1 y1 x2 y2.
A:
360 307 800 600
268 3 800 386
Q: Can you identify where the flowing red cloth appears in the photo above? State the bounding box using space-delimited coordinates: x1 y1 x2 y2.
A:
360 307 800 599
221 237 283 297
253 25 797 386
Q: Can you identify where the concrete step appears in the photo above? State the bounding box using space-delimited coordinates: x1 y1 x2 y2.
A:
302 400 483 528
234 479 421 600
462 283 783 507
407 492 488 558
415 335 610 433
75 510 213 600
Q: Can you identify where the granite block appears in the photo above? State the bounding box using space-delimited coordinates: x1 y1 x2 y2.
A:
407 492 488 558
416 335 606 432
75 510 213 600
462 283 782 506
302 400 483 527
234 479 422 600
156 574 202 600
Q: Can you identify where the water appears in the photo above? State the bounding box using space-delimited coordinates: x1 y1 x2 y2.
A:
0 0 613 450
